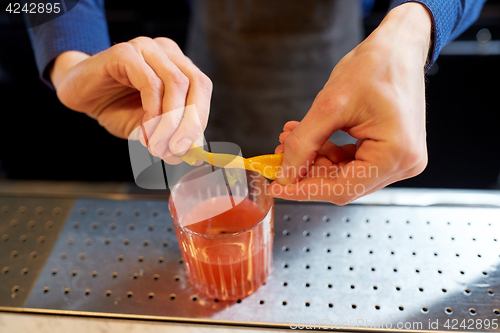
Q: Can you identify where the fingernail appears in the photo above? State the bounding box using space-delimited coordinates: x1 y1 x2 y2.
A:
153 140 169 157
174 138 192 155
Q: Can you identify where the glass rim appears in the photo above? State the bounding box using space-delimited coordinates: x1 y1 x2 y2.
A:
168 164 273 239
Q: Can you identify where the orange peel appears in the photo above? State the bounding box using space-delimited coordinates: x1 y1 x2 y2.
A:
181 144 283 180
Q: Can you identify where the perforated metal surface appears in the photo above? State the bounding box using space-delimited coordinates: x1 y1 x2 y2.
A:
2 197 500 331
0 197 73 307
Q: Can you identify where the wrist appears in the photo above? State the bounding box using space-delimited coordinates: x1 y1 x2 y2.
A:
50 51 90 90
373 2 432 67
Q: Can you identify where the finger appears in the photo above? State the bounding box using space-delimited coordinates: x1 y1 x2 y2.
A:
278 98 349 185
107 43 164 147
154 38 212 156
269 160 387 205
275 144 285 154
133 39 189 159
317 142 357 164
283 121 300 132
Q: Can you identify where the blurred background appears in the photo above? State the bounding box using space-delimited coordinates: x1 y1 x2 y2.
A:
0 0 499 190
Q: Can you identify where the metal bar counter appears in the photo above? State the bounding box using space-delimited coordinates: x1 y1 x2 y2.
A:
1 183 500 332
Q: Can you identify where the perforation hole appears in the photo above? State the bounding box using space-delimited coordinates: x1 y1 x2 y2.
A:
43 287 49 293
64 288 70 294
2 267 9 274
148 292 155 299
21 268 28 275
112 272 118 278
283 215 291 221
371 267 375 272
419 287 424 292
373 286 378 290
27 220 36 228
129 224 135 230
118 255 124 262
45 221 54 229
303 215 309 221
105 238 110 244
138 256 144 262
349 266 354 271
10 250 18 258
283 230 290 236
415 269 420 273
483 271 488 277
282 246 289 252
323 216 330 222
19 235 27 242
303 231 310 237
73 222 79 229
460 271 464 275
375 305 380 310
369 250 373 254
305 302 310 307
422 307 428 313
84 238 91 245
178 258 183 264
305 265 310 269
71 270 77 276
79 253 85 260
105 290 111 296
488 289 494 296
442 288 447 293
123 239 129 245
494 309 500 316
469 308 477 316
283 282 288 286
174 275 180 282
260 300 265 305
167 226 173 232
191 295 198 301
328 284 332 288
283 263 289 269
91 222 98 229
133 273 138 280
464 289 471 295
281 301 287 306
438 270 442 274
350 285 355 289
324 232 331 237
148 225 154 231
51 269 57 275
85 289 90 296
163 241 169 247
352 304 357 309
304 247 310 252
10 220 18 227
445 307 453 314
399 306 404 311
394 268 398 272
152 210 158 217
110 223 116 230
127 291 133 298
305 283 310 288
134 210 140 216
153 274 160 281
158 257 164 263
326 248 331 253
396 286 401 291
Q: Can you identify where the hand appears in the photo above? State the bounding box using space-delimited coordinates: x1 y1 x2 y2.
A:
50 37 212 164
270 3 432 205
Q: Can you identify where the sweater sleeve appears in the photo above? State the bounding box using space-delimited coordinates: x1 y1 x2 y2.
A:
26 0 111 89
389 0 487 70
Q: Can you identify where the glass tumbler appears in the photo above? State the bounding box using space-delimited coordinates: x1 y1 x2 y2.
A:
169 165 274 300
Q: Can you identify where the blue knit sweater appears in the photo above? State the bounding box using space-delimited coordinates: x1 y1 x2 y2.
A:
27 0 487 87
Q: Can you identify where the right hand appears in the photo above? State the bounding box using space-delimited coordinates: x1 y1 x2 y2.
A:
50 37 213 164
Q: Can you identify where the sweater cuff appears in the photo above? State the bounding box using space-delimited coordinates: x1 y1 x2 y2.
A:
27 0 111 90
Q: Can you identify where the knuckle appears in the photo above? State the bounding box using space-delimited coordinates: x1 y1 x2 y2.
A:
130 36 153 45
169 71 189 90
398 143 427 172
154 37 180 50
110 42 134 57
194 71 213 92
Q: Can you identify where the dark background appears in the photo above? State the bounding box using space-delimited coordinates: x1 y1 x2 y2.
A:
0 0 499 189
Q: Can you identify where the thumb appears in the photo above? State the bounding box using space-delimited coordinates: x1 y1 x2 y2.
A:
278 103 347 185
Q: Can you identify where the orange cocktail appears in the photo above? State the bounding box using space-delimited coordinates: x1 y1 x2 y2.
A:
169 166 274 300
